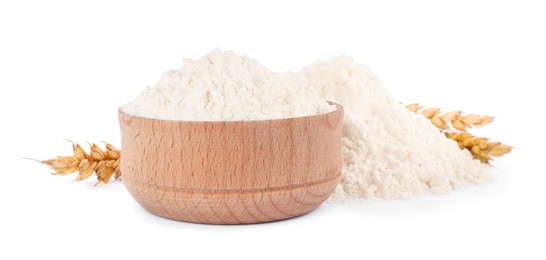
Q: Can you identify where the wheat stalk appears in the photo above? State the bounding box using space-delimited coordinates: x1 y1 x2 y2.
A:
405 103 512 164
38 142 121 185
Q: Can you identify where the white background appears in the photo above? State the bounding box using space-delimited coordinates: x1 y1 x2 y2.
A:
1 0 544 259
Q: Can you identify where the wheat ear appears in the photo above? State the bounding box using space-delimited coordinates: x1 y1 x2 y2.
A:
405 103 512 164
38 142 121 185
405 103 494 133
446 132 513 164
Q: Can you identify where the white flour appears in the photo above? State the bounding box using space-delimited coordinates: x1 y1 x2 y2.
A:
123 49 334 121
293 56 490 200
124 49 490 200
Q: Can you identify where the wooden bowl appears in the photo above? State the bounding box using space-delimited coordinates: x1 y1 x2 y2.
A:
118 103 343 224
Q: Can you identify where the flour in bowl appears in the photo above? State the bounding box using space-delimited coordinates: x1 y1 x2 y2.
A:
123 49 335 121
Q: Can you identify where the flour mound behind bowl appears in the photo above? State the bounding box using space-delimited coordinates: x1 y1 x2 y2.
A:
293 56 490 200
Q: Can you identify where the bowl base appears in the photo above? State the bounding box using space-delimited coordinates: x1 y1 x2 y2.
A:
123 175 340 224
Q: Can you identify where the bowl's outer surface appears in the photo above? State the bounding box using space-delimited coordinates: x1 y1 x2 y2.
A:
119 105 343 224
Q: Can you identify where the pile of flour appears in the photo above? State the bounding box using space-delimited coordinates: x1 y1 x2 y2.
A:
123 49 335 121
124 49 490 200
292 56 489 200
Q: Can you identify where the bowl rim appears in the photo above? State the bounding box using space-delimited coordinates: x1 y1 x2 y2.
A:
118 101 343 124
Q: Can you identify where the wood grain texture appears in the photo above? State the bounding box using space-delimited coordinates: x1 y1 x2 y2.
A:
119 103 343 224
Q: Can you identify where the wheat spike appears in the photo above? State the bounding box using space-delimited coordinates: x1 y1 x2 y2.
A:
405 103 512 164
38 142 121 185
406 103 494 133
445 132 513 164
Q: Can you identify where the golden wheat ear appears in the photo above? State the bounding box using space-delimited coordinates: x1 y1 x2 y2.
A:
405 103 512 164
34 141 121 185
406 103 494 133
445 132 513 164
